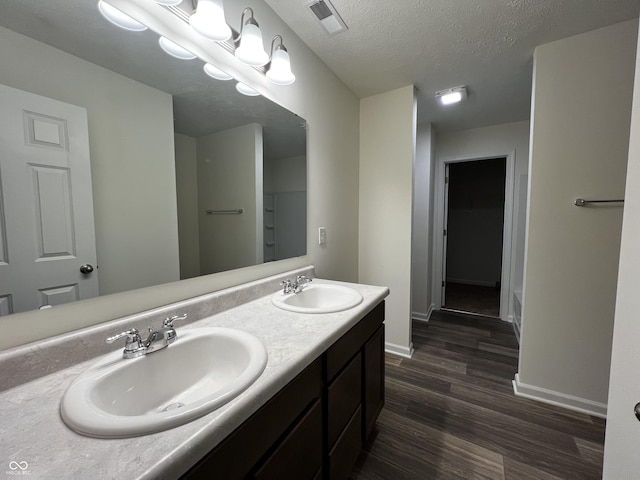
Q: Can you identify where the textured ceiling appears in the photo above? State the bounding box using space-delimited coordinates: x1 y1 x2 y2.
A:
264 0 640 131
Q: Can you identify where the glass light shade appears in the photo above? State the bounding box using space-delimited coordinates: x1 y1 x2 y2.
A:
266 48 295 85
440 91 462 105
190 0 231 41
235 23 269 66
98 0 147 32
159 36 197 60
155 0 182 5
204 63 233 81
236 82 260 96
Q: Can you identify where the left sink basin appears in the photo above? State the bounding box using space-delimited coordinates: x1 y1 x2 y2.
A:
60 327 268 438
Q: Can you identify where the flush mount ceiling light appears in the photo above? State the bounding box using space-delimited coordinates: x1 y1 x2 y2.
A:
435 86 468 106
98 0 148 31
236 82 260 96
159 36 197 59
234 8 269 66
266 35 295 85
204 63 233 80
190 0 231 41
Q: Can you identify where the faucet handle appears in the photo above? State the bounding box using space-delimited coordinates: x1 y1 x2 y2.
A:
280 279 293 294
163 313 187 328
105 328 141 345
296 275 312 283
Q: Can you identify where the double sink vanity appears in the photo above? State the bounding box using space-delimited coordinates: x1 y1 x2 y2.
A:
0 267 388 479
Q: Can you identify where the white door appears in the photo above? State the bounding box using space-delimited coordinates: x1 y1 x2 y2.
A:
0 84 98 315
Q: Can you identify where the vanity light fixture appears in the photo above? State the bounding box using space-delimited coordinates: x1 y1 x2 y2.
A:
159 36 197 59
97 0 148 32
266 35 295 85
236 82 260 96
435 86 468 106
204 63 233 81
234 8 269 66
154 0 183 5
190 0 231 41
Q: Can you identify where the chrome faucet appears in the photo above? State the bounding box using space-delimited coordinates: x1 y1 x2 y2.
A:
106 314 187 359
280 275 312 294
293 275 312 293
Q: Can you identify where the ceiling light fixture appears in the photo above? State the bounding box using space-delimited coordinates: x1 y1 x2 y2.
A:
190 0 231 41
154 0 182 6
236 82 260 96
435 86 468 106
266 35 295 85
159 36 197 59
203 63 233 81
234 7 269 66
97 0 148 32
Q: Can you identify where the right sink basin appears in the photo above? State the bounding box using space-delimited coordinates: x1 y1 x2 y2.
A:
272 283 363 314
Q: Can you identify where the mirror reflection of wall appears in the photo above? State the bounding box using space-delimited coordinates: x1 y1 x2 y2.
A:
0 0 307 317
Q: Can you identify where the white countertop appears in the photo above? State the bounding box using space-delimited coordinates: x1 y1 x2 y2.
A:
0 279 388 480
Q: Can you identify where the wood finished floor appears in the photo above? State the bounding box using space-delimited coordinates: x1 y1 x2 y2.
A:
350 310 606 480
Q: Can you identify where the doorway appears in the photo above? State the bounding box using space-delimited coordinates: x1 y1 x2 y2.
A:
434 153 514 320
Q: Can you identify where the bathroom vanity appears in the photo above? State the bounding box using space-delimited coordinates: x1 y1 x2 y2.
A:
0 268 388 480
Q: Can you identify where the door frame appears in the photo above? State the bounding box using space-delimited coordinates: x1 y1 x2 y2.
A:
432 151 515 321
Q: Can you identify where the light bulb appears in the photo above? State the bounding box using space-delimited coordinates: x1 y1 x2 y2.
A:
266 48 295 85
236 82 260 96
190 0 231 41
98 0 147 32
235 23 269 66
204 64 233 81
155 0 182 5
159 36 197 60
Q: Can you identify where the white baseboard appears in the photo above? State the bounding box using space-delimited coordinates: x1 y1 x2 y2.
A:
412 303 435 324
512 373 607 418
446 278 497 288
385 341 414 359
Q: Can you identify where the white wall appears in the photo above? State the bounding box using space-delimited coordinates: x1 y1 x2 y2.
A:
436 120 530 318
360 85 416 356
197 124 263 274
603 20 640 477
411 123 435 321
174 133 200 280
0 26 180 299
517 20 637 412
0 0 360 349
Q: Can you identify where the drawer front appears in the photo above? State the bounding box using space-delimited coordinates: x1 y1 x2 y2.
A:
328 405 363 480
327 352 362 448
326 302 384 381
252 398 323 480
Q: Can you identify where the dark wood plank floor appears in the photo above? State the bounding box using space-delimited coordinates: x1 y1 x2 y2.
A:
350 310 606 480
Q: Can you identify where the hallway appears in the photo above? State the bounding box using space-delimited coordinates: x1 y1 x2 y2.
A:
350 311 605 479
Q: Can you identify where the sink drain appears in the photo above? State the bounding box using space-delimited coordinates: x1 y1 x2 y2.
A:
162 402 185 412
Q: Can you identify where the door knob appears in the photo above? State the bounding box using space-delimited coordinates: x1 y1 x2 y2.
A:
80 264 94 274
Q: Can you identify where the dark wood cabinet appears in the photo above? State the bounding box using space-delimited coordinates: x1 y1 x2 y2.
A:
181 301 385 480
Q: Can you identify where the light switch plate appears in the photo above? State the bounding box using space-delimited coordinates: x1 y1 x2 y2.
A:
318 227 326 245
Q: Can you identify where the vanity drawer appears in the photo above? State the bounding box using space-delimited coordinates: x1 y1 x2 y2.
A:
252 398 323 480
327 352 361 448
328 405 362 480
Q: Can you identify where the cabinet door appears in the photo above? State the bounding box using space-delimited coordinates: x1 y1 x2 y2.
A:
252 399 323 480
363 324 385 442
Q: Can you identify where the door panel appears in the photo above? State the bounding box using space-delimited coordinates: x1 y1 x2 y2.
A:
0 84 98 315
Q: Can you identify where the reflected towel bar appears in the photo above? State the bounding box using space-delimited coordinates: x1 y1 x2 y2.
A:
206 208 244 215
574 198 624 207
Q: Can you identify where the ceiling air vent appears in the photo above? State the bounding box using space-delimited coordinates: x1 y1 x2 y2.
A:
307 0 348 36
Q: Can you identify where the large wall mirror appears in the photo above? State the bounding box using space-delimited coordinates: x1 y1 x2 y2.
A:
0 0 307 317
